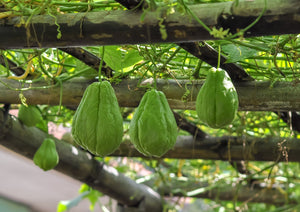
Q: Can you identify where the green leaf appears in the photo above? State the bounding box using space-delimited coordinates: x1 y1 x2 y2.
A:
103 46 142 72
78 183 90 193
222 44 256 63
56 202 68 212
123 49 143 68
74 60 98 78
18 105 43 127
78 184 102 211
87 190 102 211
35 119 48 133
103 46 123 71
56 191 90 212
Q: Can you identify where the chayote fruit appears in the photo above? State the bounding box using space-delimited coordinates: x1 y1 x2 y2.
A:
129 89 178 157
71 81 123 157
196 68 239 128
33 138 59 171
18 105 42 127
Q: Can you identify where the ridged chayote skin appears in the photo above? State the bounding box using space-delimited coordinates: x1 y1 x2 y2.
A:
72 81 123 157
129 89 178 157
196 68 238 128
33 138 59 171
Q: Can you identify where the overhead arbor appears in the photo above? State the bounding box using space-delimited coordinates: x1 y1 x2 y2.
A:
1 0 300 211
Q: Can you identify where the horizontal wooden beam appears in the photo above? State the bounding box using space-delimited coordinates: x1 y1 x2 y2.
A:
1 77 300 111
0 0 299 48
2 104 296 162
144 177 297 206
114 135 297 162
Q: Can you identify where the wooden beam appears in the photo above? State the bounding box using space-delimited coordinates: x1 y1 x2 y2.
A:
0 0 299 48
2 104 297 163
1 77 300 111
143 177 297 206
114 135 297 162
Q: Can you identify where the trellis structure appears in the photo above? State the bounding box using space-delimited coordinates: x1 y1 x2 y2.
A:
1 0 300 211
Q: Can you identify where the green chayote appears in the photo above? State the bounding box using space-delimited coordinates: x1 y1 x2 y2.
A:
18 105 42 127
129 89 178 157
33 138 59 171
72 81 123 157
196 68 239 128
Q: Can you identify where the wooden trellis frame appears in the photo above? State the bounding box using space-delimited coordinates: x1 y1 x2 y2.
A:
1 0 300 211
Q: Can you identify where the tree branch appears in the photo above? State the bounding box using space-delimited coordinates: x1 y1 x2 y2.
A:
58 47 113 78
173 111 207 139
0 55 26 76
276 111 300 133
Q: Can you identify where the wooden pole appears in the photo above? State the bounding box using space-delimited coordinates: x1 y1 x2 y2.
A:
0 0 299 49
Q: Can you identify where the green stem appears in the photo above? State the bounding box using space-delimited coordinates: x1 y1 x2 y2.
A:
35 0 117 7
217 45 221 69
142 46 158 89
228 0 267 39
56 78 63 115
179 0 211 33
99 47 105 82
230 39 268 52
161 47 181 70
